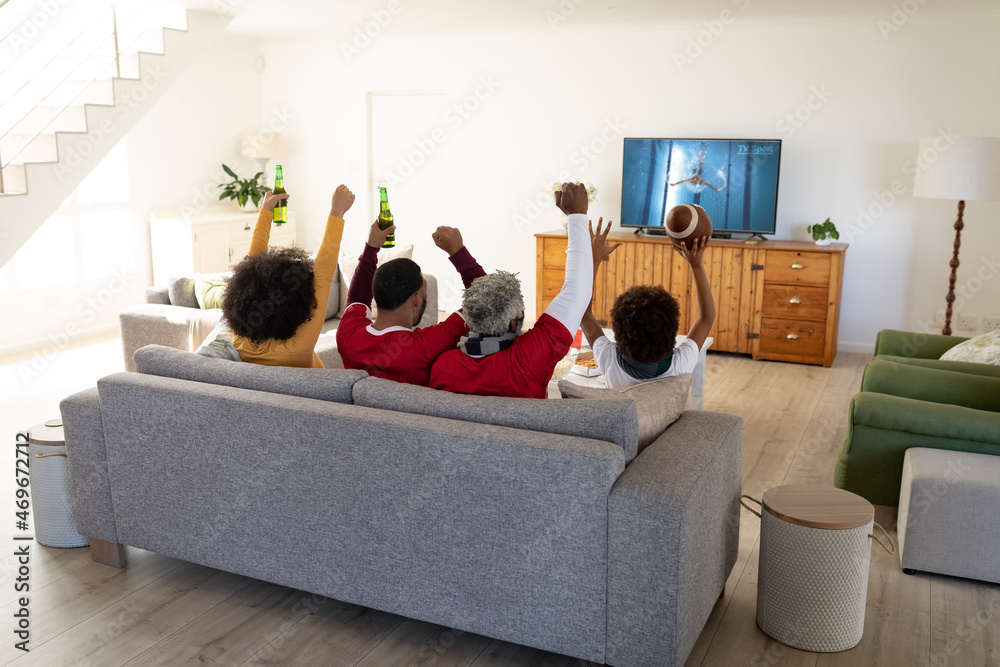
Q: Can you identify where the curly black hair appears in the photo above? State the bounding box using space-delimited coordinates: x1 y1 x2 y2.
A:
221 247 317 345
373 258 423 311
610 285 681 364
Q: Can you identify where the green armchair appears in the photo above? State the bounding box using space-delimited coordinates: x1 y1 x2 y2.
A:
834 329 1000 506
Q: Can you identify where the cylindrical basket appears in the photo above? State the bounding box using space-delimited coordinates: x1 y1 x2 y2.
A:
26 422 88 548
740 485 894 652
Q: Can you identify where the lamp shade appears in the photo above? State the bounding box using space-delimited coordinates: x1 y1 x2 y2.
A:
240 131 284 160
913 136 1000 202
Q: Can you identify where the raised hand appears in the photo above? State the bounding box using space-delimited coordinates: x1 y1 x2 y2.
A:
432 226 464 256
330 184 356 218
673 235 708 267
589 217 622 267
554 182 589 216
261 190 289 211
367 219 396 249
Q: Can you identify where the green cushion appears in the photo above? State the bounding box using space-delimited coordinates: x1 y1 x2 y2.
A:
875 355 1000 379
194 274 228 310
873 329 967 359
861 358 1000 412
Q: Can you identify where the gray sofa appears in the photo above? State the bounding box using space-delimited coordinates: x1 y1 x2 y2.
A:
60 345 743 667
118 268 440 371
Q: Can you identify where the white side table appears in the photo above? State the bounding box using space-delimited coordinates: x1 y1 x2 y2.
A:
557 334 713 410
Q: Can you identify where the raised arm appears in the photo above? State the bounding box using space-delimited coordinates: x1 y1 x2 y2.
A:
346 219 396 308
433 226 486 288
544 183 594 335
676 237 715 351
580 217 621 348
246 191 289 257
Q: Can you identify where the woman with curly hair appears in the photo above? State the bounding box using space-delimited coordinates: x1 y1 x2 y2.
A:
219 184 355 367
429 182 596 399
579 236 715 388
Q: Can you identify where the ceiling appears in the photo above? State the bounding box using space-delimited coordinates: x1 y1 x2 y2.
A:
168 0 999 38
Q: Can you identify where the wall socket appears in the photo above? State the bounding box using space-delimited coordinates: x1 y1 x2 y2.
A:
957 313 980 331
985 315 1000 332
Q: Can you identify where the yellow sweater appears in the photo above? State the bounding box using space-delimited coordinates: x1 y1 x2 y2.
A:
233 209 345 368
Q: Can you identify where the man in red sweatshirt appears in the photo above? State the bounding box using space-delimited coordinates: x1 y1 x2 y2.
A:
335 221 485 386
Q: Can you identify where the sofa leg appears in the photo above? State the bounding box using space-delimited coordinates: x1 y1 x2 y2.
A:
902 568 917 576
90 538 127 568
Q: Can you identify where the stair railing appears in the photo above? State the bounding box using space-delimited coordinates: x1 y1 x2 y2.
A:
0 3 151 171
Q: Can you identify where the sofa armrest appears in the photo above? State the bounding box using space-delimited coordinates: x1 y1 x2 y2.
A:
607 411 743 667
418 274 439 328
145 286 170 305
861 358 1000 412
874 329 967 359
60 388 118 543
119 304 221 372
850 392 1000 444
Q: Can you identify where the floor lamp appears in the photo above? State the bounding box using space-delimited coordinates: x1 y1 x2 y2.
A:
240 131 284 181
913 136 1000 335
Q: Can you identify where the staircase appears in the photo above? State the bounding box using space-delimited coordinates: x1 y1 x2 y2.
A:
0 0 230 269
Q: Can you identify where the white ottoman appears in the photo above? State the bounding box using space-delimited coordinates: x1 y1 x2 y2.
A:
898 448 1000 583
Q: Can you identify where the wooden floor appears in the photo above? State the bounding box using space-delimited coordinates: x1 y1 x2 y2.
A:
2 339 999 666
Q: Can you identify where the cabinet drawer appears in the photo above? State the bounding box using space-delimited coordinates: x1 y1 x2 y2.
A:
541 268 564 303
542 238 568 268
759 318 826 359
762 285 828 321
765 250 831 285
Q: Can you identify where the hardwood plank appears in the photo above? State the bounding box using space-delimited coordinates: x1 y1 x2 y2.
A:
0 548 184 664
242 598 405 667
353 618 492 667
736 247 759 354
638 241 654 287
928 574 1000 667
469 639 580 666
8 561 251 667
123 580 326 666
0 542 93 595
701 355 783 422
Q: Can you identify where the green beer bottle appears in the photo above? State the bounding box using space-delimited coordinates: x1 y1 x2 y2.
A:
377 186 394 248
273 165 287 224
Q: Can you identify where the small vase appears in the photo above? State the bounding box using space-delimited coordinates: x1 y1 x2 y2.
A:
239 199 257 213
814 234 832 246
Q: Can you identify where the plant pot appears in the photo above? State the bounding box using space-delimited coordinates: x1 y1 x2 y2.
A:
814 234 833 246
239 199 258 213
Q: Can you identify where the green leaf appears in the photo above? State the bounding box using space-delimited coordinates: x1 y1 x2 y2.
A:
218 192 229 201
222 164 238 180
251 192 261 207
831 231 840 240
252 171 263 182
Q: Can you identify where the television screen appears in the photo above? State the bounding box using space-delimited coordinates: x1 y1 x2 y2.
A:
620 138 781 235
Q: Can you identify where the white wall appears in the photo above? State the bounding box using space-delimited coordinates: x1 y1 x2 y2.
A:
259 7 1000 350
1 33 262 367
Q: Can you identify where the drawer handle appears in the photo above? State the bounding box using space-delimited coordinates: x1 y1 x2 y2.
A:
788 296 802 304
790 262 805 270
786 333 799 340
244 223 251 231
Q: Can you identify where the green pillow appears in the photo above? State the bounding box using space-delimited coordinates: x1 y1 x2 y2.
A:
194 274 228 310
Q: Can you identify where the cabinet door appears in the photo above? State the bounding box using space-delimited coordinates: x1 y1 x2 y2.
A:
193 225 229 274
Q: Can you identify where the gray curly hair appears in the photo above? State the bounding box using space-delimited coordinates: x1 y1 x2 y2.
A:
462 271 525 336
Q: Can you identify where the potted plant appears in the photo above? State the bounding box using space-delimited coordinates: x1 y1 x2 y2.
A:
217 164 270 211
807 218 840 246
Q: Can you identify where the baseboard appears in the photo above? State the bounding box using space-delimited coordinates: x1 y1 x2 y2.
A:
838 340 876 355
0 324 119 363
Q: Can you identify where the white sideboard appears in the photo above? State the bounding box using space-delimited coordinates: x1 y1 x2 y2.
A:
149 205 297 285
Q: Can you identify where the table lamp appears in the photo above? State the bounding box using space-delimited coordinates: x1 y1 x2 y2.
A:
239 131 284 174
913 136 1000 335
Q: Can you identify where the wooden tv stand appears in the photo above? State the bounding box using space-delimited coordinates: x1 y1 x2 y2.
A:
535 232 848 366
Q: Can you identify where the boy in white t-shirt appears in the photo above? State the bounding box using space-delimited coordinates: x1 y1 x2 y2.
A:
580 227 715 389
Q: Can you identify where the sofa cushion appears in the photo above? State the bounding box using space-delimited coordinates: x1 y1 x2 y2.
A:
352 376 639 462
134 344 366 404
168 276 198 308
558 373 691 453
940 329 1000 366
325 266 342 320
194 273 230 309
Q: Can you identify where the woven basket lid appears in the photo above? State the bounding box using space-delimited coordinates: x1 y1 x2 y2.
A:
762 484 873 530
28 421 65 446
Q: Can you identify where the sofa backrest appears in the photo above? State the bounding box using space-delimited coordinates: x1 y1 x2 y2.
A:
352 376 640 462
94 371 623 661
133 344 366 404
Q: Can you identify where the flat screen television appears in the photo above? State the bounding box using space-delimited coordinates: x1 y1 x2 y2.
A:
620 138 782 237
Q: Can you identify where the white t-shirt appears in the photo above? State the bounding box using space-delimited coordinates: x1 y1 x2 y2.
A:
592 336 700 389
